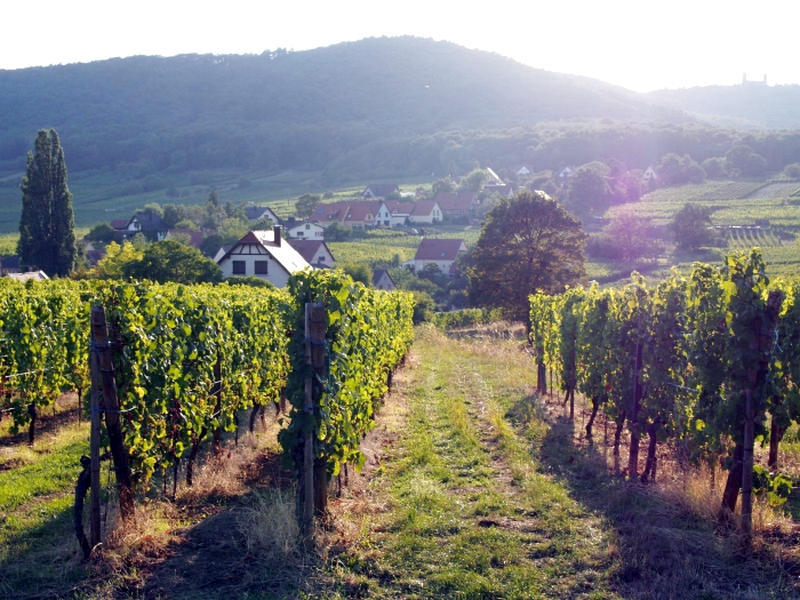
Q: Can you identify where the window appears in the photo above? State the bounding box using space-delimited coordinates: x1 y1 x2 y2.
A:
254 261 269 275
232 260 246 275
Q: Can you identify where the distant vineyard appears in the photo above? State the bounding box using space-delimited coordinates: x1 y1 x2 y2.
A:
726 226 782 248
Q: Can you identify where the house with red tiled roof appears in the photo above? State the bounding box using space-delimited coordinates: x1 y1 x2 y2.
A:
343 200 382 228
312 200 381 229
408 200 443 225
376 200 415 227
312 201 348 226
434 191 479 221
215 227 310 287
287 239 335 269
410 238 467 276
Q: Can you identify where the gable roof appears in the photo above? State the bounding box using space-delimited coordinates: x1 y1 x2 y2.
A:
414 238 466 261
216 229 310 275
410 199 440 216
434 191 477 213
384 200 415 215
110 219 129 230
286 239 335 264
313 201 349 223
7 270 49 281
133 211 167 231
313 200 382 224
244 205 280 222
363 184 399 198
343 200 382 223
485 167 504 185
372 269 395 288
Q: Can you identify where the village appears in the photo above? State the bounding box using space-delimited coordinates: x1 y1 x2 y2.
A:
0 162 661 293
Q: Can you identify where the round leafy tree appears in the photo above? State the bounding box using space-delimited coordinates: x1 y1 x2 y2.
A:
467 189 586 322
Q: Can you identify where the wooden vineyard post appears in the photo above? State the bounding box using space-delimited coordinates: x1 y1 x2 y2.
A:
88 343 102 546
90 305 135 522
302 302 327 534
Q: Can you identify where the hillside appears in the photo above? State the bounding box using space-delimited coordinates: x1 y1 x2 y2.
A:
0 37 688 229
3 37 800 232
0 36 672 175
648 82 800 130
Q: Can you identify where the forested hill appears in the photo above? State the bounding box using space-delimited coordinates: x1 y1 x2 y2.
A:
0 37 677 179
648 83 800 130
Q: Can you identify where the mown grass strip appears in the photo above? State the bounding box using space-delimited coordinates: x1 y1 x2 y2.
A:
337 326 622 599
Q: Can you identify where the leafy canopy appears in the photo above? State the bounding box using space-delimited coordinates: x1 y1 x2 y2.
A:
467 190 586 321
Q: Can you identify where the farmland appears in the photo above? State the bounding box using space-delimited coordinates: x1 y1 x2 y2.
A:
2 325 798 599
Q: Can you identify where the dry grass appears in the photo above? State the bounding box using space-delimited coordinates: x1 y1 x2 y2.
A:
71 414 305 599
535 391 800 598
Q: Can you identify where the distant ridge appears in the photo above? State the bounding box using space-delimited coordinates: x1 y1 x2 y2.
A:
648 83 800 130
0 36 677 175
2 36 800 230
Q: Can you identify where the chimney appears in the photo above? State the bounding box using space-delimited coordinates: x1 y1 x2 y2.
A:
273 225 281 247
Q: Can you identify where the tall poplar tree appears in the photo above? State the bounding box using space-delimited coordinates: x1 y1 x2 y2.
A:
18 129 76 276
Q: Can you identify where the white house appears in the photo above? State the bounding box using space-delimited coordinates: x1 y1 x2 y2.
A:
215 227 310 287
410 238 467 276
377 201 415 227
372 269 396 291
111 211 168 241
288 222 325 240
408 200 443 225
244 205 281 225
643 166 658 184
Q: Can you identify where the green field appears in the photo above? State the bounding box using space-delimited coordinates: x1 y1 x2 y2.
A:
609 179 800 227
601 179 800 279
0 166 439 233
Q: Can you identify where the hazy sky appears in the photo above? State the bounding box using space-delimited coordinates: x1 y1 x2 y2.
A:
2 0 796 92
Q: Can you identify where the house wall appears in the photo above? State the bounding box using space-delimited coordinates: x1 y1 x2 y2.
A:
412 259 455 275
409 205 442 225
390 214 409 227
376 205 392 227
289 224 324 240
219 253 290 287
375 274 395 290
309 248 334 267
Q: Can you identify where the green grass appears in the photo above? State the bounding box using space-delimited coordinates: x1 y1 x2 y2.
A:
0 420 92 598
317 326 622 599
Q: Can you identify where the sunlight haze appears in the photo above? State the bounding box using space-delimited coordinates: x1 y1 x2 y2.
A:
1 0 797 92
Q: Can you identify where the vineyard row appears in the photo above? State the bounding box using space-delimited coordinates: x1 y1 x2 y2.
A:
529 249 799 548
0 272 413 501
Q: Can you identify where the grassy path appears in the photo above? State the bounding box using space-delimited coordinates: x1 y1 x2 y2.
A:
315 326 622 599
317 326 798 599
